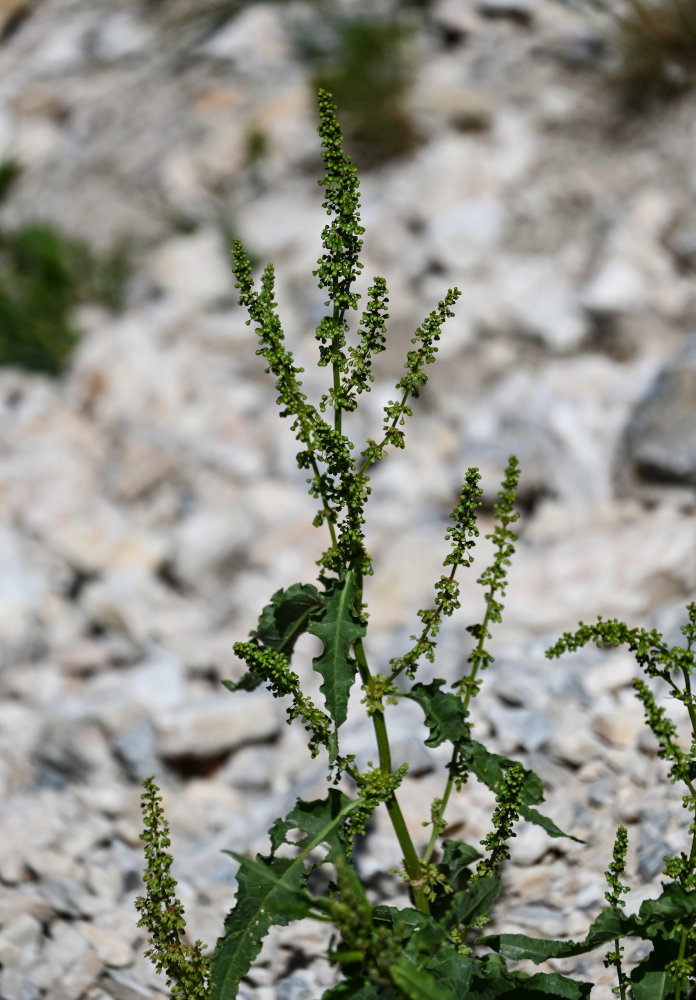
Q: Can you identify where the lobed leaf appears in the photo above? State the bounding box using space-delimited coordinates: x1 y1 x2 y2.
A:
210 790 358 1000
404 679 470 748
254 582 322 655
308 569 367 734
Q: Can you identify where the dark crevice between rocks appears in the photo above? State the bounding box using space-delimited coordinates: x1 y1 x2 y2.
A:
163 748 231 780
0 5 32 45
63 567 99 602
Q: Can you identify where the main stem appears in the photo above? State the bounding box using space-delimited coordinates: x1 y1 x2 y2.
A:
327 337 430 914
354 635 430 914
422 657 483 866
675 665 696 1000
674 829 696 1000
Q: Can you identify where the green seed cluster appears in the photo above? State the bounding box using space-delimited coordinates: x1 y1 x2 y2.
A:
135 779 210 1000
233 640 331 757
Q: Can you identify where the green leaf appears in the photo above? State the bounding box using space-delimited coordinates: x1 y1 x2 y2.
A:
631 953 678 1000
446 874 501 928
254 582 322 655
501 972 592 999
469 956 592 999
424 949 473 994
439 838 481 887
322 984 400 1000
634 881 696 935
308 569 366 731
428 839 481 920
226 583 322 692
372 905 432 938
462 740 580 842
390 956 457 1000
483 884 696 980
480 906 625 964
210 790 358 1000
404 680 469 748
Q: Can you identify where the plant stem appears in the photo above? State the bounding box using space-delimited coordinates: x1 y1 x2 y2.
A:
332 287 343 438
422 588 494 865
675 661 696 1000
353 636 430 913
358 389 410 478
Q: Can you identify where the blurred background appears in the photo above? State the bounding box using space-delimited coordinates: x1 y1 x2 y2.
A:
0 1 696 998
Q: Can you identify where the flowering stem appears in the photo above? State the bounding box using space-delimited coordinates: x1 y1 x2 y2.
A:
353 635 429 913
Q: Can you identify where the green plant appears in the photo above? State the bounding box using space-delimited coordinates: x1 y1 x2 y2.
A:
309 17 418 168
607 0 696 105
0 160 132 375
137 90 696 999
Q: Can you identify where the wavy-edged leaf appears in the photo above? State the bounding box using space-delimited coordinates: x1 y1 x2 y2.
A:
372 905 431 938
404 679 469 748
308 569 366 731
390 956 457 1000
227 583 322 692
428 839 481 920
461 740 580 842
483 882 696 970
210 790 358 1000
468 956 592 999
424 949 473 994
254 582 322 654
490 972 592 999
480 907 624 964
446 874 501 928
439 838 481 886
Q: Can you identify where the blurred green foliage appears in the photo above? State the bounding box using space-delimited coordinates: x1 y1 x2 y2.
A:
310 17 418 169
145 0 418 170
609 0 696 105
0 160 132 376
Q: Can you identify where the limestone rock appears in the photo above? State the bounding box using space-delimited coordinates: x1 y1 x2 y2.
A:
616 335 696 496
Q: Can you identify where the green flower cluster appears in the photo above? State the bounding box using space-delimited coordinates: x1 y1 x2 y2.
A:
135 779 210 1000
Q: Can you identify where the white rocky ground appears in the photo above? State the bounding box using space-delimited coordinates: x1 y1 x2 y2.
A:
0 1 695 998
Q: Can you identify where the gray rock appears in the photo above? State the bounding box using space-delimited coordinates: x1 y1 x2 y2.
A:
276 973 315 1000
582 258 646 315
616 335 696 495
638 819 671 882
486 704 555 754
111 718 159 783
428 196 506 271
155 690 281 761
476 0 538 23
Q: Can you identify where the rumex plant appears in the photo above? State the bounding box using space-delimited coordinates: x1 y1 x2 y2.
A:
137 90 696 999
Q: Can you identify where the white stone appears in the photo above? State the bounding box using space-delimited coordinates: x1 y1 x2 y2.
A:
173 507 253 585
0 525 46 644
78 911 137 968
201 5 291 74
35 920 101 1000
0 912 42 967
155 690 281 759
81 570 202 644
90 11 153 62
428 196 506 270
509 823 553 866
582 257 645 314
146 229 231 309
592 691 645 749
499 255 586 351
477 0 538 15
